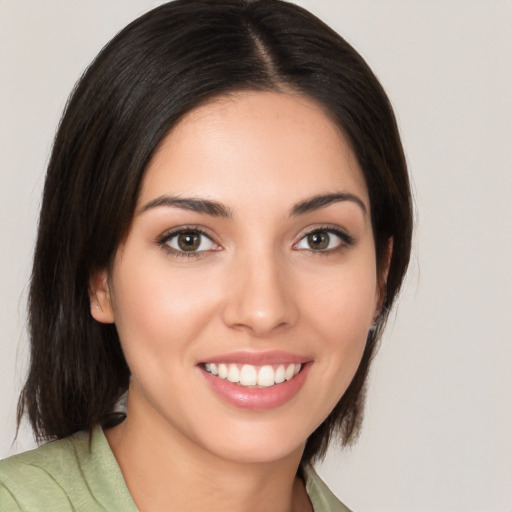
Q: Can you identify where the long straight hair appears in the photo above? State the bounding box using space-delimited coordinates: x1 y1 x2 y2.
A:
18 0 412 463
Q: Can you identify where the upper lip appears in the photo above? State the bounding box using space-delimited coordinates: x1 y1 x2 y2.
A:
198 350 310 366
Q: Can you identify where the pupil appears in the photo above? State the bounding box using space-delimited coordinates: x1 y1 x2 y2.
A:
308 231 329 250
178 232 200 251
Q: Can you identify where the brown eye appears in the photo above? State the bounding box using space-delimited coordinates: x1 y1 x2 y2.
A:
162 229 218 254
307 231 330 250
294 228 352 252
177 232 201 251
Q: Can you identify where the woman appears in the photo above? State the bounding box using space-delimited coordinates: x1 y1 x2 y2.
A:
0 1 412 510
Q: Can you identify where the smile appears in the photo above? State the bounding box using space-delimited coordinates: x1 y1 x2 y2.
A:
199 352 311 410
203 363 302 388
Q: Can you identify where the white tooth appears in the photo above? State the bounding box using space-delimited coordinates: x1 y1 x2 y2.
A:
257 365 275 387
205 363 211 372
239 365 257 386
285 364 295 381
227 364 240 383
210 363 218 375
294 363 302 375
218 363 228 379
275 365 286 384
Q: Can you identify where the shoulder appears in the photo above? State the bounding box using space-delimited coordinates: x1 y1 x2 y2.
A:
0 429 90 478
0 427 136 512
0 431 89 512
304 465 353 512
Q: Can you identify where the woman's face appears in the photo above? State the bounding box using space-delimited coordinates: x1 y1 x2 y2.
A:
93 91 382 464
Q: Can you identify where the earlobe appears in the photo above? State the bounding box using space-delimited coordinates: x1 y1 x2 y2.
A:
377 237 393 313
89 270 115 323
381 237 393 284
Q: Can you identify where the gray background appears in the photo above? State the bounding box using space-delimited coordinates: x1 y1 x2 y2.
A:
1 1 511 510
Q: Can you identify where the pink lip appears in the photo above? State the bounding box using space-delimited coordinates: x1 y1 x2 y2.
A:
199 359 312 411
199 350 309 366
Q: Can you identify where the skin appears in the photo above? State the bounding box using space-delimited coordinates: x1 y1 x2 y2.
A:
90 91 387 512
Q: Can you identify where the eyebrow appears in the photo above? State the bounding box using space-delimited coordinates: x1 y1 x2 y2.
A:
139 195 232 218
139 191 366 219
290 192 367 217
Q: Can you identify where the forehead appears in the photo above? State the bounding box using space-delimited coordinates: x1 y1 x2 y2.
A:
139 91 369 211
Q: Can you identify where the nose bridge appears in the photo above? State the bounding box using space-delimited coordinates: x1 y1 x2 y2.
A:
222 244 298 336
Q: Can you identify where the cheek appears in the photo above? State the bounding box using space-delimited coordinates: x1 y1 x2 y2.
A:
300 257 378 389
109 255 222 359
305 262 378 337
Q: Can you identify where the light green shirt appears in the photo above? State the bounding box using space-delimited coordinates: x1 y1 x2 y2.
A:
0 427 351 511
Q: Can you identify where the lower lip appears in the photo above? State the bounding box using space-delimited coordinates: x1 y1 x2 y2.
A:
200 364 311 411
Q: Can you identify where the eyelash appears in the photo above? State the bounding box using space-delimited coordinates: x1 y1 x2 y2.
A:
293 225 356 255
157 226 218 259
156 225 355 259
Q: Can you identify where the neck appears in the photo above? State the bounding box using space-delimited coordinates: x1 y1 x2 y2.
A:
105 387 312 512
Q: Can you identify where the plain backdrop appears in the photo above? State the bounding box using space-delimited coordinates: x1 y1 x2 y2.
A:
1 1 511 511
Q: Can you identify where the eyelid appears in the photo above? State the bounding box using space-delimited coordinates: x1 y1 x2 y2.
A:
293 225 356 251
156 225 221 257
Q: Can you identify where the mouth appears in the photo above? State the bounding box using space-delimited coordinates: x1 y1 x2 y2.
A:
198 354 311 410
202 362 302 388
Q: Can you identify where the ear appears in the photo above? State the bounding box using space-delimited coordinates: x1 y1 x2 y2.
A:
376 237 393 313
88 269 115 323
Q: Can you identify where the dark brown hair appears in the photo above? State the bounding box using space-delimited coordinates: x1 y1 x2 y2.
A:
18 0 412 464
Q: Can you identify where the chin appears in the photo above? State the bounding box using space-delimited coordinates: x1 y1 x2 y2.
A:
191 417 312 465
210 438 305 465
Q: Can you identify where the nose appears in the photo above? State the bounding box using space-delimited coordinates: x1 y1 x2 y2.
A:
222 251 299 337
